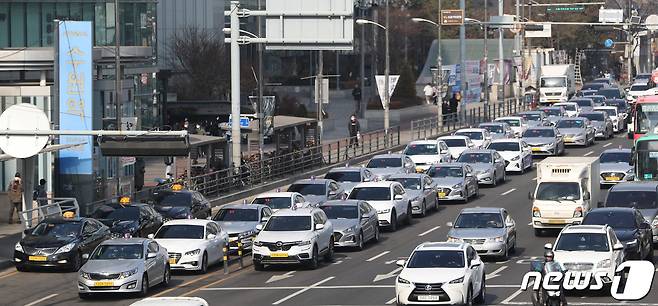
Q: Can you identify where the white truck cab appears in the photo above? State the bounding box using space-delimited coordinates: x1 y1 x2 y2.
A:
530 157 600 236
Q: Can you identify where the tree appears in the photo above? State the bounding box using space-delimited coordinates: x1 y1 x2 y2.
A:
168 27 229 100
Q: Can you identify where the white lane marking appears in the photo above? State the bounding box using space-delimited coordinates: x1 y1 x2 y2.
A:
532 177 538 181
332 260 343 265
603 143 612 148
385 259 397 265
584 151 594 156
386 297 397 304
418 226 441 237
486 266 508 280
373 267 403 282
203 285 396 290
24 294 58 306
500 188 516 196
366 251 390 262
516 256 538 264
266 271 296 283
272 276 334 305
502 284 527 303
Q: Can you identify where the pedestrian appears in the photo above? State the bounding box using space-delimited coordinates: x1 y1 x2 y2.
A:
352 83 362 111
423 83 435 105
7 173 23 224
449 92 460 121
348 114 361 148
33 179 47 207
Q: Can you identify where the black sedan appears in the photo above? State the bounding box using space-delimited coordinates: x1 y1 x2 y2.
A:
94 203 164 239
14 217 110 271
151 189 212 220
582 207 653 260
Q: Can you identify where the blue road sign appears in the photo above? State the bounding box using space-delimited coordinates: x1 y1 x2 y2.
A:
604 39 614 48
228 115 251 128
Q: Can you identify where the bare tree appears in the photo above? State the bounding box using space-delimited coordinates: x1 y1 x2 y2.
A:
168 27 229 100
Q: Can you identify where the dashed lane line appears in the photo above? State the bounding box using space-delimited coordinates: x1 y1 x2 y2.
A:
418 226 441 237
501 286 526 304
584 151 594 156
603 143 612 148
366 251 390 262
386 297 397 304
500 188 516 196
272 276 335 305
24 294 58 306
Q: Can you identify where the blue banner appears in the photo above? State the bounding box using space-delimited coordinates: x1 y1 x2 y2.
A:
58 21 93 174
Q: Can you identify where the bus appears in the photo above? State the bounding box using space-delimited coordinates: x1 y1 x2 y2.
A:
628 95 658 140
633 134 658 181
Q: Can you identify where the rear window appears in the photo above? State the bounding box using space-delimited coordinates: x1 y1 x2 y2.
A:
605 191 658 209
442 139 467 147
349 187 391 201
325 171 361 182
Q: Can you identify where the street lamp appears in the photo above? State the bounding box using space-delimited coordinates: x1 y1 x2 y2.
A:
411 17 443 128
356 18 390 134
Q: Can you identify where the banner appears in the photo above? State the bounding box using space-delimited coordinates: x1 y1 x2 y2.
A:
375 75 400 109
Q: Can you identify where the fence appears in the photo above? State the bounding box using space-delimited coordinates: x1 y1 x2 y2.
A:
411 99 529 141
19 198 80 228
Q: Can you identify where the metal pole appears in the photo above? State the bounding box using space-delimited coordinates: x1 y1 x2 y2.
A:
384 0 390 134
114 0 122 196
437 0 443 128
515 0 521 105
359 6 366 118
317 51 324 143
628 31 633 85
459 0 466 108
230 1 242 168
498 0 505 104
484 0 489 119
257 0 264 161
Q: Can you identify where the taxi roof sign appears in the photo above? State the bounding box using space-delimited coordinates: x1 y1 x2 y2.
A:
63 211 75 218
172 184 184 191
119 196 131 205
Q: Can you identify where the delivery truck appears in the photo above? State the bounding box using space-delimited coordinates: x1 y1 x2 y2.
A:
539 64 575 105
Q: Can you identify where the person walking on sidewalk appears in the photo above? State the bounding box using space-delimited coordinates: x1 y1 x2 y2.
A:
449 92 461 122
33 179 47 207
347 115 361 158
7 173 23 224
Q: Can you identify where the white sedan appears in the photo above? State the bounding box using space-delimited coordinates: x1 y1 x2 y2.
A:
454 128 492 149
486 139 533 173
152 219 228 273
438 135 476 160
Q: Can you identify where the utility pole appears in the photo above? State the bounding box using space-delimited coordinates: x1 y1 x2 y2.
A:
114 0 122 196
484 0 490 118
230 1 241 167
459 0 466 106
317 51 324 142
498 0 505 103
384 0 390 134
437 0 443 128
515 0 521 105
359 4 366 118
257 0 264 161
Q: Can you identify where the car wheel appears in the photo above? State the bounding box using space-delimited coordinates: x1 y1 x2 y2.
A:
162 265 171 287
475 277 486 304
307 246 319 270
356 232 365 251
420 201 427 218
139 274 149 297
389 211 398 231
323 238 334 262
405 204 412 225
254 261 265 271
373 226 381 243
198 252 208 274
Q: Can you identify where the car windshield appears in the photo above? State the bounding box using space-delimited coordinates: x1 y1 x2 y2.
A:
455 131 483 140
574 100 593 107
457 153 492 164
454 213 503 228
498 119 520 127
631 84 649 91
604 101 627 112
556 120 584 128
263 216 312 231
155 225 204 239
556 104 576 111
582 83 604 91
389 178 422 190
325 171 361 182
407 250 465 268
600 152 630 164
91 244 143 260
252 197 292 209
541 77 566 88
581 113 604 121
480 125 503 133
595 108 616 117
536 182 580 201
442 138 467 147
487 142 520 152
521 113 542 121
404 144 438 155
636 104 658 134
590 96 605 104
30 222 81 238
542 109 562 116
349 187 391 201
367 158 401 168
428 167 463 178
598 89 621 99
555 233 609 252
606 191 657 209
320 205 358 219
214 208 259 221
583 211 635 229
288 184 325 196
154 192 192 207
523 129 554 138
106 207 140 221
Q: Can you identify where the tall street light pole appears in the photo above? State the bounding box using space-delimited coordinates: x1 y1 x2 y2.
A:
114 0 122 196
230 1 241 168
411 17 443 128
459 0 466 110
498 0 505 104
356 17 389 134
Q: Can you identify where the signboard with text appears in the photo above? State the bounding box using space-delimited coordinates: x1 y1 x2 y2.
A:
441 10 464 25
58 21 93 175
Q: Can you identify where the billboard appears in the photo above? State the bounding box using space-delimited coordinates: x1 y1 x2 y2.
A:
57 21 93 175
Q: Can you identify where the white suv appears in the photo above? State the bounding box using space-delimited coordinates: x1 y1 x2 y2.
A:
395 242 486 305
252 207 333 270
348 181 411 231
549 225 625 285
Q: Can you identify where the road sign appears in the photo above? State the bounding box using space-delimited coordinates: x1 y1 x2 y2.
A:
489 15 516 29
646 15 658 31
604 39 614 48
599 9 623 23
228 115 251 128
0 104 51 158
441 10 464 26
525 23 551 38
547 6 584 13
375 75 400 109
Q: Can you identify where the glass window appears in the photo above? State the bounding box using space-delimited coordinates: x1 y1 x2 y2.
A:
154 192 192 207
457 152 492 164
10 3 25 47
121 2 134 46
82 3 94 22
252 197 292 209
487 142 520 152
535 182 580 201
389 177 422 190
264 216 312 231
366 158 401 168
288 184 325 196
606 191 657 209
455 131 484 140
94 3 106 45
92 244 143 260
349 187 391 201
55 3 69 20
206 224 218 236
454 213 504 228
599 152 630 164
70 3 82 20
26 3 40 47
325 171 361 182
407 250 465 268
404 144 438 155
555 233 609 252
442 138 467 147
30 221 82 238
0 3 8 47
320 205 358 219
523 129 555 138
213 208 259 222
428 166 463 178
582 211 635 229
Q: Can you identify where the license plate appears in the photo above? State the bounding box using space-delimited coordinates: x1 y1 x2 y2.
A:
28 256 47 262
417 295 441 301
604 176 619 181
270 252 288 258
564 138 573 142
416 167 425 173
531 147 541 152
438 192 446 199
93 281 114 287
547 219 565 224
168 258 177 265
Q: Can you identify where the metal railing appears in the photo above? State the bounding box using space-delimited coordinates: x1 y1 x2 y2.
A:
411 99 529 141
19 198 80 228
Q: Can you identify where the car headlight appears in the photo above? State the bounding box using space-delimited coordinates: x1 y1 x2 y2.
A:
449 276 464 284
14 242 23 253
597 259 611 268
511 155 520 161
54 242 76 255
80 271 91 280
452 183 463 189
488 236 505 243
447 236 462 242
397 276 411 284
411 197 421 204
576 133 585 137
118 268 138 279
344 227 356 234
297 240 312 246
253 241 264 247
378 209 391 214
532 207 541 218
185 249 201 256
239 230 256 239
573 208 583 218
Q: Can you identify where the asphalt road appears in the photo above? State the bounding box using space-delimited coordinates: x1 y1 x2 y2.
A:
2 133 656 306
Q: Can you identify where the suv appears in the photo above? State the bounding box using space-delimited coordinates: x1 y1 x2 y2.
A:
548 225 625 285
287 178 344 206
348 181 411 231
582 208 653 260
251 192 307 212
395 242 485 305
252 207 333 270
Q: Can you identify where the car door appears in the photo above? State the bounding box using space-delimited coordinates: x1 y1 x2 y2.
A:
312 213 327 252
608 228 624 264
404 157 415 173
502 209 516 245
79 221 96 255
328 182 342 200
438 142 451 162
520 141 531 164
464 165 476 195
358 202 373 240
146 241 164 286
635 211 651 255
493 152 505 177
422 175 435 207
466 247 481 292
318 211 332 247
206 222 223 264
141 207 158 235
392 184 406 218
195 192 211 217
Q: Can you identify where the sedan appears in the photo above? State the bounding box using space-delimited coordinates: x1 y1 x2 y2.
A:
555 117 595 146
521 126 565 156
579 111 613 139
287 178 344 206
324 167 373 194
251 192 306 212
78 238 170 298
388 173 438 217
403 140 452 172
438 135 476 160
571 97 595 113
447 207 517 259
582 208 653 260
427 163 479 203
456 149 506 186
478 122 514 140
486 139 533 173
598 86 626 100
518 111 548 127
539 106 566 126
319 200 380 250
554 102 580 117
151 188 212 221
93 203 163 239
494 116 528 137
365 153 416 180
152 219 227 273
588 95 607 107
454 128 492 149
14 217 110 271
604 182 658 244
594 106 623 132
603 99 630 125
213 204 272 251
599 148 634 185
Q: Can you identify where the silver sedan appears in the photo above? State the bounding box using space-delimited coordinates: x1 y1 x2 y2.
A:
319 200 380 250
427 163 479 203
388 173 438 217
456 149 507 186
447 207 517 259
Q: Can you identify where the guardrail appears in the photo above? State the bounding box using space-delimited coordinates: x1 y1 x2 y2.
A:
19 198 80 229
411 99 528 141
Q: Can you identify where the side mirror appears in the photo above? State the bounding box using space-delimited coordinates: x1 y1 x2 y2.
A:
440 149 449 154
82 253 89 260
23 228 31 235
207 234 216 240
613 243 624 251
465 173 473 178
255 224 263 231
556 134 562 138
315 223 325 231
147 233 154 239
395 259 406 267
640 222 650 230
394 194 404 200
544 243 553 250
147 252 157 259
528 191 534 200
261 216 270 223
471 259 482 268
446 222 453 227
583 191 591 200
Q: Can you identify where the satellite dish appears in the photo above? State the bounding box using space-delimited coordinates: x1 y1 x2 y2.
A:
646 15 658 32
0 104 51 158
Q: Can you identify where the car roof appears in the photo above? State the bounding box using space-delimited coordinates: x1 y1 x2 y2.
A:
353 181 397 188
561 225 608 234
101 238 149 245
455 128 486 133
415 242 467 251
221 203 266 210
601 148 631 154
371 153 406 159
328 167 363 172
479 122 506 126
540 106 562 110
41 217 87 224
272 208 318 216
525 126 554 130
495 116 522 120
321 200 362 206
461 149 495 154
388 173 426 179
431 162 466 168
610 182 658 192
588 207 636 215
459 207 503 214
559 117 587 121
519 111 542 114
489 138 522 144
162 219 214 226
291 178 331 185
254 192 296 198
409 140 441 145
439 135 470 140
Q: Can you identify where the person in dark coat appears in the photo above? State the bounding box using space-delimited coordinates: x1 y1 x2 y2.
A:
348 114 360 148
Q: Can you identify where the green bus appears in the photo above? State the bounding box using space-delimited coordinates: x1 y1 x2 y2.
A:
634 134 658 180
